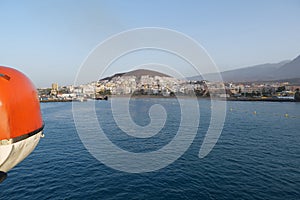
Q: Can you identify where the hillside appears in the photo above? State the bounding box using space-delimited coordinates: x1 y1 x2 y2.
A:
123 69 170 78
220 61 289 82
275 55 300 80
101 55 300 83
101 69 170 81
189 54 300 82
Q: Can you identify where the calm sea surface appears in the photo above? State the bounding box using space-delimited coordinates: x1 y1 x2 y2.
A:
0 99 299 200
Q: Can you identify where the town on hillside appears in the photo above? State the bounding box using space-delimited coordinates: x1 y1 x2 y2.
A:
38 69 300 102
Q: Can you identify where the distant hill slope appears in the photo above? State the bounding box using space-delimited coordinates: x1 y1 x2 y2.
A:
123 69 170 78
220 61 289 82
189 61 289 82
100 69 170 81
101 55 300 83
190 54 300 82
275 55 300 80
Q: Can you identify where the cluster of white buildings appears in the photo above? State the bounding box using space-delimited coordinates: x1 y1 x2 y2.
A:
98 75 187 96
39 73 300 100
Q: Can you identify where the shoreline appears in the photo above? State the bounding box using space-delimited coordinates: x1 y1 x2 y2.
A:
226 97 297 102
39 95 299 103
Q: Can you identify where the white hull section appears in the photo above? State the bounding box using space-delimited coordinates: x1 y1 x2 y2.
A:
0 131 42 172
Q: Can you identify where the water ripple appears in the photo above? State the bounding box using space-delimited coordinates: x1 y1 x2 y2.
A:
0 100 299 199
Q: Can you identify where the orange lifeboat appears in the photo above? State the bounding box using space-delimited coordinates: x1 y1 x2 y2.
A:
0 66 44 183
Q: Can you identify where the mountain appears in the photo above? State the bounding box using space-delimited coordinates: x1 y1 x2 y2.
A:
100 69 170 81
101 55 300 83
190 55 300 82
189 61 289 82
275 55 300 80
123 69 170 78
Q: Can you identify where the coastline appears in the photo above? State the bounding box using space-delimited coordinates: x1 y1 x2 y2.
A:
226 97 297 102
39 95 299 103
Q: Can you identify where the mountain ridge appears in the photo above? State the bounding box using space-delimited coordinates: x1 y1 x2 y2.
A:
190 55 299 82
275 55 300 79
101 54 300 83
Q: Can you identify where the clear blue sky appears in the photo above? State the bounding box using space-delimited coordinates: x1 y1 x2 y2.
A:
0 0 299 87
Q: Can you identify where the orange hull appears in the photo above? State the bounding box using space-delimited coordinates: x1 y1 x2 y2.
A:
0 66 44 180
0 66 43 140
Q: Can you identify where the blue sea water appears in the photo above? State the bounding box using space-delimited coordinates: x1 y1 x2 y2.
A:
0 99 299 200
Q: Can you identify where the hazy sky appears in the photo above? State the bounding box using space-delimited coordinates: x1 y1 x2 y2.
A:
0 0 299 87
